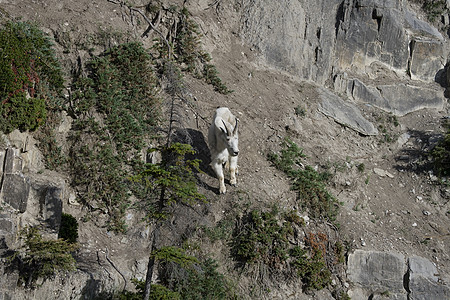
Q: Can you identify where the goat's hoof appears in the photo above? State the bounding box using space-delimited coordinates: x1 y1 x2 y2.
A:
219 187 226 194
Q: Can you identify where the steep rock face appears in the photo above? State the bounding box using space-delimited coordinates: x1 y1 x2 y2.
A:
241 0 341 85
242 0 445 83
336 0 444 81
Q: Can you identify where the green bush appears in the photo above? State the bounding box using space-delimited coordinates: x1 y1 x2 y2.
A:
431 126 450 178
9 226 78 287
58 213 79 244
230 206 336 291
68 42 161 232
231 208 293 267
0 21 63 133
268 138 339 222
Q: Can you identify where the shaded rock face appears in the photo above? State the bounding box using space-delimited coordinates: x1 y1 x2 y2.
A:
347 250 450 300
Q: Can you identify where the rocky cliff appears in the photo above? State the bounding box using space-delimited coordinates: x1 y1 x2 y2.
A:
0 0 449 299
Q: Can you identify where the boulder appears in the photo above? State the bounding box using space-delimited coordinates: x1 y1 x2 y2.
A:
317 87 378 136
408 256 450 300
347 250 407 294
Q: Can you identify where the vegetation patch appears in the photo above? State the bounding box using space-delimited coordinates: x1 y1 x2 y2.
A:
8 226 78 288
116 246 235 300
58 213 79 244
132 143 206 221
410 0 448 22
67 42 161 232
0 21 64 134
231 206 342 292
148 5 232 94
430 120 450 178
268 137 339 222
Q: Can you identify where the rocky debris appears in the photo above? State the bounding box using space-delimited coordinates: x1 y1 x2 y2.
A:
348 250 450 300
373 168 394 178
317 87 378 136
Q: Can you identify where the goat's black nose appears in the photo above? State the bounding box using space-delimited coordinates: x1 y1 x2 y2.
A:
233 151 239 156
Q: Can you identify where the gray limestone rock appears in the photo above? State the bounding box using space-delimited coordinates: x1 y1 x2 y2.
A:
347 250 407 294
408 256 450 300
336 0 444 81
241 0 341 85
409 40 444 82
378 84 444 116
318 88 378 136
1 174 30 213
350 79 444 116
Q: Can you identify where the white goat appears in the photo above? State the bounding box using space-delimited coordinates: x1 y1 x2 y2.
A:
208 107 239 194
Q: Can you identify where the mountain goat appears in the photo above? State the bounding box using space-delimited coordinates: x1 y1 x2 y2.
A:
208 107 239 194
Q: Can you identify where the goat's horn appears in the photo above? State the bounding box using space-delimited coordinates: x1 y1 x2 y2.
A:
221 119 230 135
233 119 238 134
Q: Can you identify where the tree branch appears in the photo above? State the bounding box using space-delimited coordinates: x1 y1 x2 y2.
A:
107 0 172 59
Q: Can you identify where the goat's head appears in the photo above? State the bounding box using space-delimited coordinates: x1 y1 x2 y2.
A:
220 119 239 156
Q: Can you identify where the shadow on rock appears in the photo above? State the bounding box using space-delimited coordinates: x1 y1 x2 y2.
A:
172 128 217 192
393 129 443 176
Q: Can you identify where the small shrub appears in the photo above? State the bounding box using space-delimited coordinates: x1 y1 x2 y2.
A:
431 125 450 178
9 226 78 287
268 138 339 222
294 105 306 117
203 64 233 94
357 163 365 172
58 213 79 244
231 208 292 267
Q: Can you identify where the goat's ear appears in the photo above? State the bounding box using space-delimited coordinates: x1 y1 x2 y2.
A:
233 119 238 135
221 119 230 135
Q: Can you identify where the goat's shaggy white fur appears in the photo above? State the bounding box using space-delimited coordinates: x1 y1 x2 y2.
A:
208 107 239 194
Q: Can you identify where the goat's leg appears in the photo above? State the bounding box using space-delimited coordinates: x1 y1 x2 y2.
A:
212 161 226 194
229 155 238 186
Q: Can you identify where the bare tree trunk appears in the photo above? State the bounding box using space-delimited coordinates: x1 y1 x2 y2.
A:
143 187 165 300
143 227 159 300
